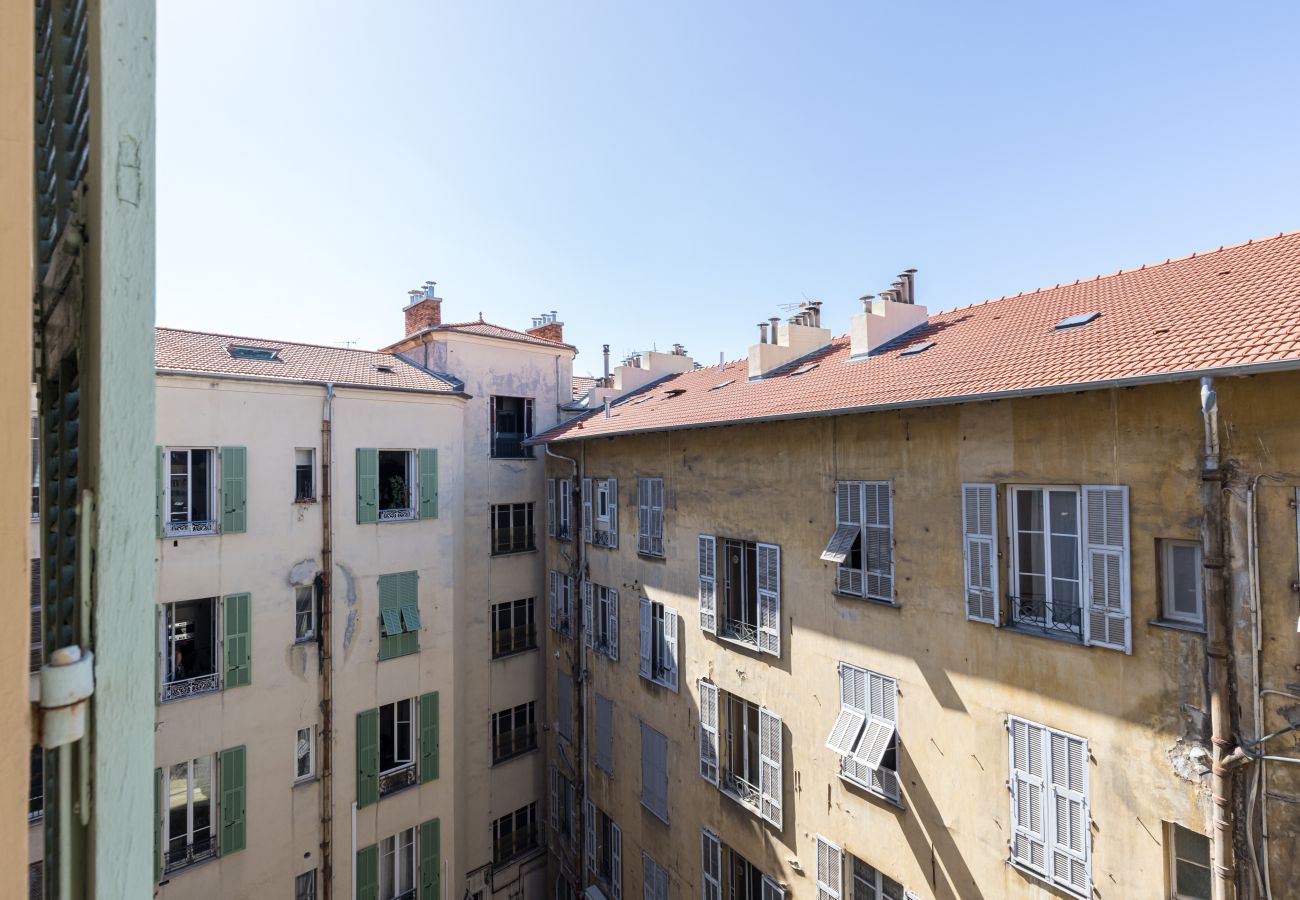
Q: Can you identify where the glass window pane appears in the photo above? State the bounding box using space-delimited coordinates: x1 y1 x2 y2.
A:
1175 859 1211 899
1176 825 1210 862
192 756 212 841
380 836 395 899
1016 489 1043 531
191 451 210 522
1171 544 1201 618
1050 534 1079 580
1048 490 1077 536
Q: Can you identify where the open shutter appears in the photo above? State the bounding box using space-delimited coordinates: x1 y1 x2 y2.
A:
223 592 251 688
606 478 618 547
584 582 595 649
585 799 596 872
357 844 379 900
826 663 867 754
356 448 378 524
962 483 999 624
356 708 379 808
550 571 559 631
155 446 164 537
1083 485 1130 652
607 588 619 661
560 479 572 537
824 481 861 564
815 835 842 900
220 446 247 534
610 820 623 900
417 449 438 519
863 481 893 601
662 607 678 691
756 542 781 656
154 767 162 881
419 818 441 900
758 707 783 829
419 691 439 782
698 535 717 634
698 680 719 784
761 875 784 900
1048 730 1090 895
1009 717 1048 876
638 599 652 678
852 717 898 769
548 479 556 536
701 830 722 900
582 477 593 543
219 745 247 855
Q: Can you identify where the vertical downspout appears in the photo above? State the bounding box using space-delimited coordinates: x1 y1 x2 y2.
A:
321 383 335 900
1200 377 1236 900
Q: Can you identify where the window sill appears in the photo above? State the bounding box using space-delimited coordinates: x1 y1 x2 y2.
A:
293 775 317 789
490 455 537 461
294 498 317 505
491 747 540 768
491 549 538 558
641 672 678 692
294 636 316 646
492 845 544 873
640 801 669 825
1007 859 1090 900
28 811 43 827
637 551 666 562
832 591 898 608
492 646 539 662
161 849 219 881
838 771 904 810
1003 623 1086 647
1149 618 1206 635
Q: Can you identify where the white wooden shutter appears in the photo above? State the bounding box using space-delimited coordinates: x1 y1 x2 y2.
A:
757 542 781 656
607 588 619 661
701 830 722 900
639 598 652 679
698 535 717 634
815 835 842 900
651 479 664 555
698 680 719 785
560 479 572 537
852 717 897 769
585 799 596 872
1009 717 1048 876
550 766 560 831
662 607 679 691
758 706 783 829
550 571 559 630
582 477 593 543
607 478 619 547
638 479 651 555
1083 485 1130 652
548 479 556 537
610 819 622 900
1048 729 1090 895
824 481 861 560
583 581 595 649
962 483 999 624
826 663 867 754
863 481 893 601
761 874 784 900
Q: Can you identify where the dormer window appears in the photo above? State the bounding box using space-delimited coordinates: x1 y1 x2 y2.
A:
227 344 281 362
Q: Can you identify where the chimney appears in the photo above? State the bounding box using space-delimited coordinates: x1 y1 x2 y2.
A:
526 310 565 344
850 270 928 357
602 344 611 386
404 281 442 336
747 306 833 379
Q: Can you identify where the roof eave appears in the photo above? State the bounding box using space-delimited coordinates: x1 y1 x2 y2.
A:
156 368 470 398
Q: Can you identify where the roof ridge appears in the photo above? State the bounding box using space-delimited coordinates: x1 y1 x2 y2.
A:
156 325 402 359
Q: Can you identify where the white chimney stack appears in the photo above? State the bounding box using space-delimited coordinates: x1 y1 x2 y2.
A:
850 295 929 358
748 315 832 379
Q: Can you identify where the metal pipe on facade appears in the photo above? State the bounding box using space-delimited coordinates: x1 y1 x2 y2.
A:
320 383 336 900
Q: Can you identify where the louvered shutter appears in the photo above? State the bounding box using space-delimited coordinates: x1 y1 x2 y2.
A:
584 582 595 649
701 830 722 900
756 542 781 656
825 663 867 754
417 449 438 519
582 477 593 543
638 599 652 678
1083 485 1130 652
641 724 668 821
758 706 783 829
419 818 441 900
356 708 379 808
155 447 165 537
548 479 556 536
355 449 378 524
607 478 619 547
154 767 162 881
219 745 246 855
610 819 623 900
698 535 717 633
557 672 573 741
815 835 842 900
761 875 784 900
863 481 893 601
962 483 999 623
607 588 619 660
585 800 596 872
356 844 379 900
643 853 656 900
419 691 439 782
550 572 559 631
637 479 651 554
1048 730 1090 895
222 592 251 688
655 858 669 900
698 680 719 784
651 479 664 555
596 694 614 774
662 607 679 691
1008 717 1047 876
560 479 572 537
825 483 862 596
550 767 560 830
220 447 247 533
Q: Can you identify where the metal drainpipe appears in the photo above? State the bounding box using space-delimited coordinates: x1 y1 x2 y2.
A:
320 383 336 900
1200 377 1236 900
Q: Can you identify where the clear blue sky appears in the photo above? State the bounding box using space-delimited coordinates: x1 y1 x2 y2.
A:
158 1 1300 377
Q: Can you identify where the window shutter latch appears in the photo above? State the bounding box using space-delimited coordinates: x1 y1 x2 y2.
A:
37 645 95 749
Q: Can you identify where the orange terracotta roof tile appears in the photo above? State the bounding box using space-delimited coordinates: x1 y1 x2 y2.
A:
572 375 598 401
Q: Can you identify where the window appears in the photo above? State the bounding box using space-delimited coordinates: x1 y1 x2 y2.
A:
586 583 619 660
379 699 416 795
31 415 39 519
639 599 679 691
29 558 40 674
228 343 282 361
1008 716 1090 898
378 450 416 520
826 663 899 803
698 681 783 828
1007 485 1130 650
491 396 534 458
547 478 573 540
492 802 539 867
1168 823 1210 900
582 477 619 548
640 723 669 823
550 767 577 846
356 447 436 523
379 827 416 900
549 571 575 637
1160 540 1204 628
356 693 438 807
29 745 42 822
377 571 420 660
296 727 314 782
296 870 317 900
165 448 216 536
643 853 669 900
723 844 783 900
637 478 665 557
585 802 622 899
557 671 573 742
295 584 316 643
851 858 904 900
492 502 536 554
595 693 614 776
492 598 537 658
702 830 723 900
492 702 538 764
822 482 893 602
295 448 315 502
165 755 215 872
962 483 999 623
699 535 780 656
161 598 220 701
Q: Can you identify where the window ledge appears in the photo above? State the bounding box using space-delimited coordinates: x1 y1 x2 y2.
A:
1006 859 1090 900
491 549 539 558
492 845 545 873
293 636 316 647
642 673 678 692
294 498 318 505
1149 618 1206 635
838 772 905 810
1003 623 1086 648
161 850 219 881
640 801 670 825
832 591 899 608
491 747 540 768
637 551 667 562
492 646 539 662
293 775 318 789
490 455 537 461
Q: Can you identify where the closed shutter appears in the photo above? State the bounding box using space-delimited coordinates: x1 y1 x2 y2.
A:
400 570 420 652
610 819 623 900
550 572 559 631
419 691 439 782
417 449 438 519
962 483 999 623
639 599 652 678
557 672 573 741
548 479 556 536
655 859 669 900
756 542 781 656
378 573 417 660
640 724 668 821
222 592 251 688
356 844 379 900
1083 485 1130 652
220 447 247 534
596 694 614 774
758 707 783 829
219 745 246 855
651 479 664 555
154 767 162 881
155 446 164 537
698 680 719 785
1048 730 1090 895
815 835 842 900
582 477 593 543
606 478 619 547
825 663 867 754
585 799 596 872
637 479 651 554
560 479 572 536
863 481 893 601
356 708 379 808
698 535 717 634
584 582 595 649
701 830 722 900
550 767 560 830
662 607 679 691
761 875 784 900
643 854 656 900
419 817 441 900
1008 717 1048 875
356 448 378 524
607 588 619 660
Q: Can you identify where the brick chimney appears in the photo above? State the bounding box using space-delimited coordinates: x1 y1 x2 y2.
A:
526 310 564 343
404 281 441 336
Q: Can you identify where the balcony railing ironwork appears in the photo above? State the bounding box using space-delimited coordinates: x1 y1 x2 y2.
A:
378 507 416 522
720 769 761 813
161 672 220 703
165 835 216 873
1009 594 1083 640
379 763 417 797
718 618 759 647
165 519 217 537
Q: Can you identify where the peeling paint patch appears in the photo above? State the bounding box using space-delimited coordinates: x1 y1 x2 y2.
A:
344 610 357 651
288 558 317 586
336 562 358 651
1168 738 1211 783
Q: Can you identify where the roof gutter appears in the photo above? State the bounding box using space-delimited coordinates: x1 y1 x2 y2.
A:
155 368 472 399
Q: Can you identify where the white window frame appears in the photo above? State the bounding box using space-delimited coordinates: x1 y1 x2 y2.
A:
295 869 317 900
159 597 221 702
711 690 782 828
586 801 623 900
705 536 781 657
379 698 415 776
701 829 722 900
1160 539 1204 628
558 478 573 539
828 662 899 803
589 477 619 548
637 477 665 557
377 448 417 521
295 447 316 502
586 583 620 661
825 481 893 603
295 726 315 783
643 852 669 900
550 571 575 637
596 480 611 522
164 446 218 536
1008 485 1083 638
379 826 416 900
1167 822 1211 900
1008 715 1091 898
163 755 216 871
295 584 316 642
639 598 678 691
850 857 906 900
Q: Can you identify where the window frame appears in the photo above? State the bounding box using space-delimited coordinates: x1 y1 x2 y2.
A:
491 701 538 765
295 726 315 783
637 477 665 558
160 597 221 702
828 662 900 804
492 802 540 868
379 699 415 777
851 856 906 900
295 870 318 900
295 447 316 503
164 446 218 537
163 755 217 873
1007 715 1091 898
377 448 417 520
295 584 316 643
1159 539 1205 629
490 395 535 459
379 826 416 900
640 598 678 691
492 597 537 658
1007 485 1085 641
491 502 536 555
1167 822 1211 900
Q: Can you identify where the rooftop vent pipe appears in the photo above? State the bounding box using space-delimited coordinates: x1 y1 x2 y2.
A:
902 269 916 304
768 317 780 343
757 322 769 344
859 294 875 312
602 344 611 385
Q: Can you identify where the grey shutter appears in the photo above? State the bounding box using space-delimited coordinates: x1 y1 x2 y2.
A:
637 479 651 554
756 542 781 656
697 680 719 785
583 582 594 649
651 479 664 555
1083 485 1130 652
701 830 722 900
550 767 560 831
815 835 842 900
641 724 668 822
962 483 999 624
606 478 619 547
549 571 559 631
758 706 783 829
638 599 652 679
824 481 861 575
607 588 619 661
596 694 614 775
585 799 596 872
560 479 572 537
863 481 893 601
1048 729 1090 895
825 663 867 755
662 607 679 691
582 477 593 543
698 535 717 633
557 672 572 741
643 854 656 900
1009 717 1048 876
611 819 623 900
547 479 556 537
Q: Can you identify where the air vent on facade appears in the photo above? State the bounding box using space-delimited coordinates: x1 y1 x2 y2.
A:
227 344 282 362
1054 312 1100 330
899 341 935 357
710 379 735 391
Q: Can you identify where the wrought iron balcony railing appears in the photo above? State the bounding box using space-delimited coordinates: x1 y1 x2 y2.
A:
165 519 217 537
165 835 216 873
379 763 417 797
161 672 220 703
1008 594 1083 640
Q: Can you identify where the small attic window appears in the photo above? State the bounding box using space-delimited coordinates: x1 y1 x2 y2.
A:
374 364 395 374
899 341 935 357
1054 312 1100 330
709 379 734 391
788 363 818 376
227 344 281 361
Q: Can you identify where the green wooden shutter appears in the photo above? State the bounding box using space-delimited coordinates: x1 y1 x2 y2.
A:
420 691 440 783
219 745 247 855
402 570 420 655
357 843 379 900
378 571 419 660
154 767 162 880
220 446 247 533
356 708 379 808
356 448 378 524
418 448 438 519
419 818 441 900
223 592 251 688
156 446 165 537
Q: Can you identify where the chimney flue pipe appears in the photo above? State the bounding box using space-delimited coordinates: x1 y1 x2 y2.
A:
757 322 769 343
602 344 611 384
903 269 917 305
768 317 780 343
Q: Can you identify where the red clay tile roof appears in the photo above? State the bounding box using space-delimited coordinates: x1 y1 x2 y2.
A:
156 327 461 393
399 319 577 351
536 230 1300 443
572 375 598 402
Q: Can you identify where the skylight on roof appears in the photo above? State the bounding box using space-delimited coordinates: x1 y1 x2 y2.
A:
1054 312 1100 330
709 379 735 391
374 364 395 374
227 344 281 361
789 363 819 376
631 395 654 405
899 341 935 357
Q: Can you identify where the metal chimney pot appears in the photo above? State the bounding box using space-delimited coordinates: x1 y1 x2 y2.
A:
758 322 769 343
768 317 780 343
